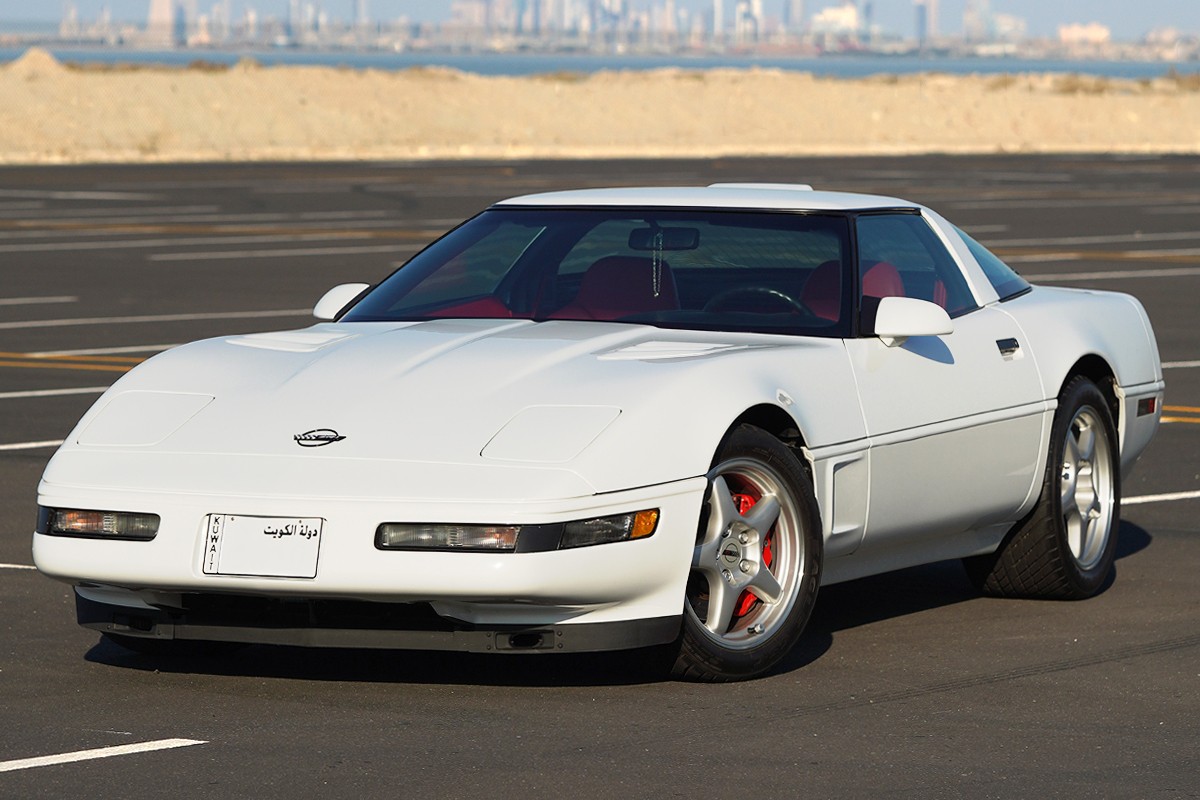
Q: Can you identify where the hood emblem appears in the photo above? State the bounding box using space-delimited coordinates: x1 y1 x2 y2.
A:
294 428 346 448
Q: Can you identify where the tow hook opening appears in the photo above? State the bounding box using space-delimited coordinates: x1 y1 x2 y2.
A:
499 631 555 650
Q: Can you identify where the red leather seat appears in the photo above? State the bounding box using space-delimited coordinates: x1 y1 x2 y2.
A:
801 260 842 321
551 256 679 321
862 261 905 299
428 296 512 318
933 279 948 309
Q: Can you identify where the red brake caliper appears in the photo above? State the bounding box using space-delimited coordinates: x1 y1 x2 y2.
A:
732 493 772 618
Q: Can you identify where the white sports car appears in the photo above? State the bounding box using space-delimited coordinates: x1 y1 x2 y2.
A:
34 184 1164 681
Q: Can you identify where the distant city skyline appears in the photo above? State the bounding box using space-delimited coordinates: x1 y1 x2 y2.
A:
2 0 1199 40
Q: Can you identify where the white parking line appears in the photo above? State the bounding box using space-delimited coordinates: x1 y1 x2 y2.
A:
1143 206 1200 215
984 231 1200 248
150 244 421 262
0 233 374 253
1003 254 1082 264
958 224 1009 234
0 219 412 243
950 197 1200 210
1125 490 1200 506
1163 361 1200 369
0 440 65 451
0 308 308 331
0 189 163 201
0 209 394 229
0 739 207 774
1023 267 1200 282
0 563 37 571
0 387 107 400
0 205 217 220
0 296 78 306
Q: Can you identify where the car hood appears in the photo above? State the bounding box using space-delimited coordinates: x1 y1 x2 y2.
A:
43 319 859 499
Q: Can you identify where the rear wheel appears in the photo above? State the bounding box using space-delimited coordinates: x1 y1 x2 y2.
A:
671 424 822 682
965 376 1120 599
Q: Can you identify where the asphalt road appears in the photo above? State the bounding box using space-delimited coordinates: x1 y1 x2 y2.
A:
1 157 1197 799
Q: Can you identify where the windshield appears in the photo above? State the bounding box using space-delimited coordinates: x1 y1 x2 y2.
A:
343 208 853 336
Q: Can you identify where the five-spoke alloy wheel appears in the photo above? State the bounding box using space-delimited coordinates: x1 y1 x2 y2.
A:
671 424 822 681
965 376 1121 599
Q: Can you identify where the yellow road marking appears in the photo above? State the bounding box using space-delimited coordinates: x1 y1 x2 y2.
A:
1162 417 1200 424
0 360 132 373
0 351 144 365
40 355 143 364
1163 405 1200 414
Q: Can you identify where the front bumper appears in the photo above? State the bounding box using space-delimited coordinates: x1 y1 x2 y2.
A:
35 475 707 630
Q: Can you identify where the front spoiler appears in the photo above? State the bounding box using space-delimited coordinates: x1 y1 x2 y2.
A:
77 591 682 654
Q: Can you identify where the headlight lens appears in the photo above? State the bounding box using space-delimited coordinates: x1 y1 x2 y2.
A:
559 510 659 549
40 507 159 540
376 523 520 551
375 509 659 552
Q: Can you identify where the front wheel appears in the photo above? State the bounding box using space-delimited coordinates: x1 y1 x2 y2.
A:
670 424 822 682
964 376 1120 599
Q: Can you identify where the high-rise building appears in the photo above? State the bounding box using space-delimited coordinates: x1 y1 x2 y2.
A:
146 0 175 44
782 0 805 34
733 0 761 44
711 0 723 41
285 0 301 39
60 2 80 37
355 0 370 29
811 1 858 36
963 0 990 41
914 0 937 42
530 0 542 34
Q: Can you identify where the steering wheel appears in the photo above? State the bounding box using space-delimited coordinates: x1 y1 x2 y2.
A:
703 286 811 316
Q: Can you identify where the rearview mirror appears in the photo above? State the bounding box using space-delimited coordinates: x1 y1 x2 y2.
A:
313 283 370 321
628 227 700 251
872 296 953 347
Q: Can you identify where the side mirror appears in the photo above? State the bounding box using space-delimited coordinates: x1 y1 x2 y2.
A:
313 283 370 321
873 296 953 347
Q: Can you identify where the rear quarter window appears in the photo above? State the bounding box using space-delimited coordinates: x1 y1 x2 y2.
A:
954 226 1032 301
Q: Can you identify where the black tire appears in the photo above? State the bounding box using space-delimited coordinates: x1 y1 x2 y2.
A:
670 424 822 681
964 376 1120 599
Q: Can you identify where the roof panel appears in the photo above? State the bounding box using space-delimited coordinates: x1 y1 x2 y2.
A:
494 185 915 211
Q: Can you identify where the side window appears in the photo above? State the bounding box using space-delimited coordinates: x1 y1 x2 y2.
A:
953 226 1032 301
855 214 978 317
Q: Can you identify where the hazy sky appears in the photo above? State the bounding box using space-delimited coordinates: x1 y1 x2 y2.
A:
4 1 1199 39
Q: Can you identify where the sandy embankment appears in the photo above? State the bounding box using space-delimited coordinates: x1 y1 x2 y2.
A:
1 47 1198 164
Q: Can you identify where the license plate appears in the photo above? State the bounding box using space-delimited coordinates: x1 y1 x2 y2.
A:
203 515 322 578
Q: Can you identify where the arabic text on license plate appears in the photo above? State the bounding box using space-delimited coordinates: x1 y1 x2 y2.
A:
203 515 322 578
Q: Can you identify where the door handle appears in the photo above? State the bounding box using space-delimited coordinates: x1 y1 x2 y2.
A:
996 338 1020 357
